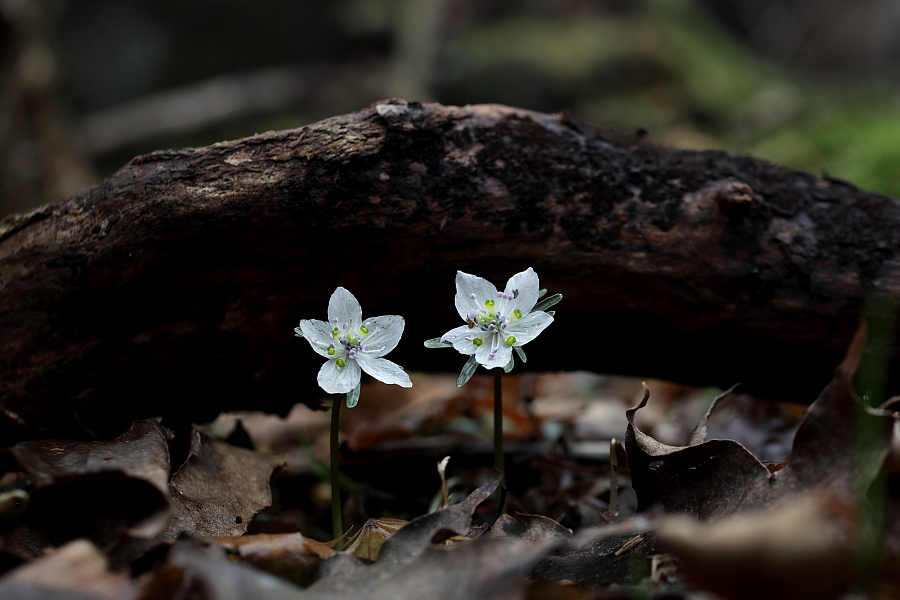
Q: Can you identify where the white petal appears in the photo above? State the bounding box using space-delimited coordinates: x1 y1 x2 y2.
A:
500 267 540 317
505 310 554 345
327 287 363 330
475 334 512 369
453 271 499 321
299 319 338 357
441 324 489 356
357 355 412 387
317 358 361 394
361 315 404 357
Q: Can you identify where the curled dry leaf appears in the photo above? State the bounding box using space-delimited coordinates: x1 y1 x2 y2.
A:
302 472 513 599
488 513 572 543
164 428 286 539
344 517 408 561
624 326 896 519
1 420 172 557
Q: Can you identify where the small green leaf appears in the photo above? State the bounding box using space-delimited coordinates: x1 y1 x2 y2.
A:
537 288 548 299
533 293 562 312
546 310 555 317
503 354 515 373
514 346 527 363
457 356 479 387
424 337 453 349
346 383 361 408
294 327 304 338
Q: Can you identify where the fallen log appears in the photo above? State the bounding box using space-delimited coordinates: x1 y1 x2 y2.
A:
2 99 899 439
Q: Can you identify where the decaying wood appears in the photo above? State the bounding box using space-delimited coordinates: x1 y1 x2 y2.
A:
2 99 900 439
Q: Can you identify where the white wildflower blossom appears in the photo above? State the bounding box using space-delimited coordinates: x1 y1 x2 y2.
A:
440 268 554 370
296 287 412 395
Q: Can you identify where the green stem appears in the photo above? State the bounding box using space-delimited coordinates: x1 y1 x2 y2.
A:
330 396 343 538
494 370 505 506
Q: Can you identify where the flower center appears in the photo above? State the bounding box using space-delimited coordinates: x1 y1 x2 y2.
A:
464 295 524 349
328 319 384 365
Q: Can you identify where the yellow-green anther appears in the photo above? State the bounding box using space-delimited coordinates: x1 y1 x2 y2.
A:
336 358 346 367
473 338 483 347
513 309 522 320
327 347 336 355
359 326 369 335
505 336 516 345
485 299 495 308
332 327 339 336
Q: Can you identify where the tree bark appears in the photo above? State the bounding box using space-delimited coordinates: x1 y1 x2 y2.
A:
2 99 900 439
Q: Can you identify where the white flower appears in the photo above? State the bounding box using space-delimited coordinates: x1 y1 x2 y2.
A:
440 268 554 370
297 287 412 395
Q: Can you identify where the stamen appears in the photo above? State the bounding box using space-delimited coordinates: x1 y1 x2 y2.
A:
505 336 517 345
327 347 336 355
336 358 346 367
485 299 495 308
472 338 483 347
469 293 476 300
513 309 523 320
360 325 369 335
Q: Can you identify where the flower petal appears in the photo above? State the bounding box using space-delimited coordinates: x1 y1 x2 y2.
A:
357 355 412 387
317 358 361 394
299 319 339 358
454 271 499 321
475 335 513 370
441 324 489 356
500 267 540 317
505 310 554 345
361 315 404 357
327 287 363 330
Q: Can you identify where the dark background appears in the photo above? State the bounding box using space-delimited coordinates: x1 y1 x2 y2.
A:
3 0 900 217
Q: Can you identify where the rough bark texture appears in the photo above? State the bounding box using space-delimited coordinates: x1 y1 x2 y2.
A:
2 99 900 439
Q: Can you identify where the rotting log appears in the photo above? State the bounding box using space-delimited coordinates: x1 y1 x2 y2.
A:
2 98 900 440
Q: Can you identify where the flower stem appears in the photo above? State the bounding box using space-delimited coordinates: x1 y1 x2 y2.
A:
494 370 505 507
330 396 343 538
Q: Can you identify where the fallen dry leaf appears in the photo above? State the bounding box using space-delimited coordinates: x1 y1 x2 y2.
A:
207 532 334 586
0 420 172 557
624 327 895 519
658 492 857 600
0 539 137 599
163 428 285 539
488 513 572 543
141 539 305 600
344 517 408 561
298 471 549 599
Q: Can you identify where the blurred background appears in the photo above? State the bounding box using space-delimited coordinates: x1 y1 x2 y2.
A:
2 0 900 217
